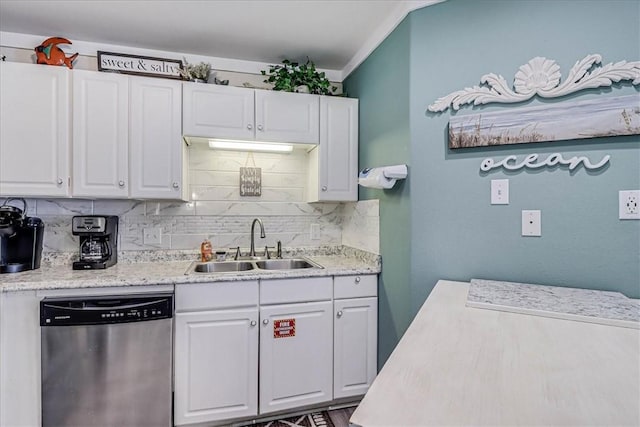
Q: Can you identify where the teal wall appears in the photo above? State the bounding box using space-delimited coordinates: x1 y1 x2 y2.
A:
344 18 412 368
345 0 640 367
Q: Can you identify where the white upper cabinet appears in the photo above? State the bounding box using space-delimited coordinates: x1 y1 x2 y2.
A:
0 62 71 197
72 70 186 200
308 97 359 202
130 77 187 200
72 70 129 198
183 83 254 140
182 84 320 144
255 90 319 144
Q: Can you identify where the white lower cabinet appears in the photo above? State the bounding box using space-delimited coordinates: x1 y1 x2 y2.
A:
174 281 259 426
333 275 378 399
259 300 333 414
174 275 377 425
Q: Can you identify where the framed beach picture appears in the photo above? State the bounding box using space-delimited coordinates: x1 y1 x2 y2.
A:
448 94 640 149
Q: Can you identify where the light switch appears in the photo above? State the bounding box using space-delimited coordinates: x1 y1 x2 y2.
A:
522 210 541 236
491 179 509 205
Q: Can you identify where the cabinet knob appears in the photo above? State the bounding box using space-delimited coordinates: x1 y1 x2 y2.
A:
321 186 327 191
355 276 361 283
247 124 253 130
250 320 257 327
337 310 343 318
57 178 63 185
263 319 269 325
119 180 125 187
172 182 179 189
257 124 263 131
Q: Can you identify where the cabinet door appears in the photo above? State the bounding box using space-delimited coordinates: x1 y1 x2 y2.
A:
333 297 377 399
130 77 187 200
255 90 319 144
259 300 333 414
317 97 358 201
0 62 70 197
72 70 129 197
174 308 259 426
183 83 254 139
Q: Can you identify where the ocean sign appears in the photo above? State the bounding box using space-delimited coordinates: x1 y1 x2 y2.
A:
480 153 611 173
449 94 640 149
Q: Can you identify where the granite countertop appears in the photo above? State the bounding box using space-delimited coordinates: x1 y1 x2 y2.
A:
0 247 381 292
467 278 640 329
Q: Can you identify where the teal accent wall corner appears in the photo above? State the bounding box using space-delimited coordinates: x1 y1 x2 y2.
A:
346 0 640 369
344 17 412 369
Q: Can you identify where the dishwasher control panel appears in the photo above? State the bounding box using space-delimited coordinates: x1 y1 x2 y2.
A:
40 293 173 326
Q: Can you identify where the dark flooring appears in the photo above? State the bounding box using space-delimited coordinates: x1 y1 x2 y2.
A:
326 406 356 427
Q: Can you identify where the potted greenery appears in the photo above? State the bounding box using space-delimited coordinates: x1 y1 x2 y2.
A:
179 59 211 82
261 58 337 95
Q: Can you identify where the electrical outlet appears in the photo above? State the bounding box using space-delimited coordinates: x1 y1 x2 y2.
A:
491 179 509 205
143 227 162 245
619 190 640 220
522 210 541 236
310 223 320 240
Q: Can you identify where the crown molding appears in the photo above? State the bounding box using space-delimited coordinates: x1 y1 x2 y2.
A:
340 0 445 80
0 31 343 82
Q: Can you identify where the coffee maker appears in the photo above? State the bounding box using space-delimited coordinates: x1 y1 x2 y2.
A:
72 215 118 270
0 198 45 274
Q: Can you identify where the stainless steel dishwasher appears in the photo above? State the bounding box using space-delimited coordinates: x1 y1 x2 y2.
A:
40 293 173 427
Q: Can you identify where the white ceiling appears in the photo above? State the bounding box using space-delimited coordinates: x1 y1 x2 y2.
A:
0 0 441 80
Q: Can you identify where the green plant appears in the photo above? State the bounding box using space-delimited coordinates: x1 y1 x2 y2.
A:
179 59 211 81
261 58 337 95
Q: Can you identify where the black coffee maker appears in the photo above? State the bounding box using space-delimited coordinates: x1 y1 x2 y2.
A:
0 198 45 274
72 215 118 270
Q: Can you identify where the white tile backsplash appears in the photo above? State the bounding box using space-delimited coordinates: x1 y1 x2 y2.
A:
10 145 379 254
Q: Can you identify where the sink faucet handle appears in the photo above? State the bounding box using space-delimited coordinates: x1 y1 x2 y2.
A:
264 245 275 259
229 246 241 260
276 240 282 259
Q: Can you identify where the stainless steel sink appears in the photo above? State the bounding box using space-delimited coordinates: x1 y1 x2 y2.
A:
254 258 322 270
185 257 323 274
192 261 255 273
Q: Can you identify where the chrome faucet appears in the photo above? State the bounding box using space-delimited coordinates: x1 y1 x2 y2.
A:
249 218 266 257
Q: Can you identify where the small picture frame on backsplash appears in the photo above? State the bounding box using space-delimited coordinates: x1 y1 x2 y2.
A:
240 167 262 197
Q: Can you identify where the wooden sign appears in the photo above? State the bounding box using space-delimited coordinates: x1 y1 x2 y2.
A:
97 51 182 79
240 167 262 196
273 319 295 338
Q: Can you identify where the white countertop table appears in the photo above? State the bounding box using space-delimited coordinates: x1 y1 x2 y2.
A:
350 280 640 427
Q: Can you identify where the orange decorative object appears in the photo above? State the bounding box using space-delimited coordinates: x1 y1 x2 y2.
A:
35 37 78 69
200 240 213 262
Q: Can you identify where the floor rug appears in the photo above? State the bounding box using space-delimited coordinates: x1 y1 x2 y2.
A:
246 410 335 427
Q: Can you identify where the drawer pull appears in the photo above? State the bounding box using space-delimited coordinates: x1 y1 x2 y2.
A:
355 276 361 283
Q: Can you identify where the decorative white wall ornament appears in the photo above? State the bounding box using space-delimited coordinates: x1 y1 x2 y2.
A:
428 54 640 112
480 153 611 173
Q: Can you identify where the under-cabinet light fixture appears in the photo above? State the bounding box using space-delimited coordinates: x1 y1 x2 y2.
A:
208 139 293 153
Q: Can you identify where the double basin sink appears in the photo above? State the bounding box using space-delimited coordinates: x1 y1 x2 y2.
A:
185 257 323 274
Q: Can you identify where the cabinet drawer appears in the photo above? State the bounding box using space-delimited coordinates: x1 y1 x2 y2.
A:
176 281 258 311
334 275 377 299
260 277 332 305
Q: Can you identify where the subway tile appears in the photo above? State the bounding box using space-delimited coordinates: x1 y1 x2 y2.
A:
146 201 195 216
93 200 146 216
36 199 93 215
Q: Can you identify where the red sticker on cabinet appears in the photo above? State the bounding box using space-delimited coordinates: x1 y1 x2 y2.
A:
273 318 296 338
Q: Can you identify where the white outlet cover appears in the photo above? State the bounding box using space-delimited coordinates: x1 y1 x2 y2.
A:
491 179 509 205
310 223 320 240
522 210 541 236
619 190 640 220
143 227 162 245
